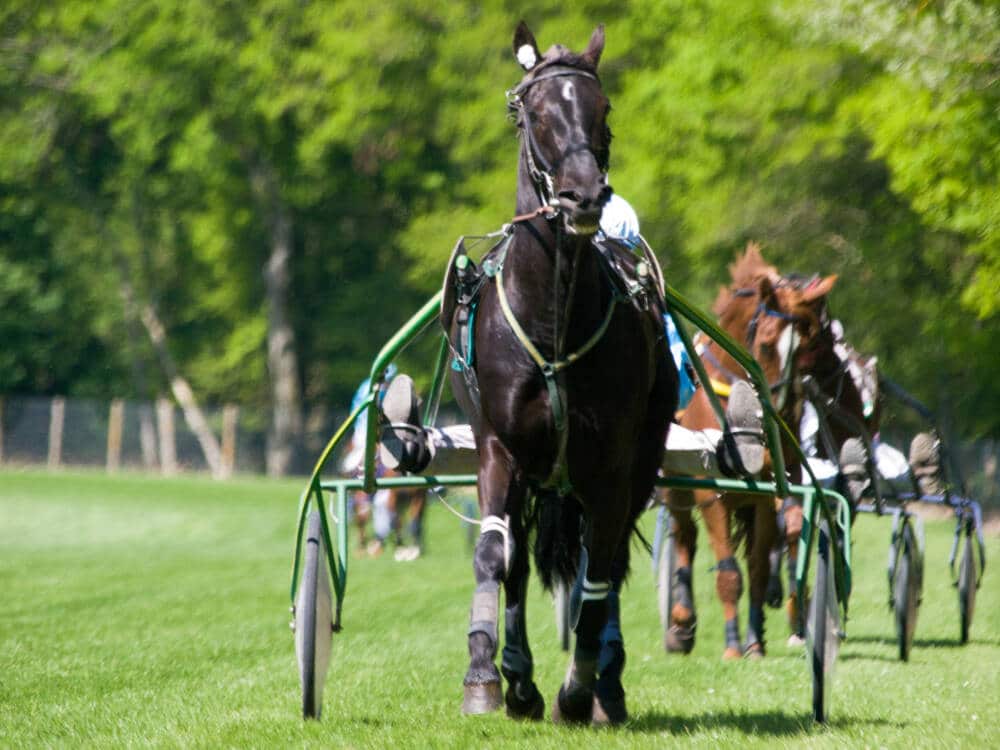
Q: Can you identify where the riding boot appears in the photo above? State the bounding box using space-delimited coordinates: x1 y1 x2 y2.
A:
839 438 871 505
717 380 765 478
909 432 944 496
378 374 432 473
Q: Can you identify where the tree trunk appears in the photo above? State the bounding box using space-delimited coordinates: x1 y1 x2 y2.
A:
250 157 303 476
139 302 224 477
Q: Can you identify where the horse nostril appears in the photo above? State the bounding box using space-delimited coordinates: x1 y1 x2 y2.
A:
599 186 613 205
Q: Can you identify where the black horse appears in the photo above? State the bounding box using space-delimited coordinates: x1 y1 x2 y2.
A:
449 22 677 725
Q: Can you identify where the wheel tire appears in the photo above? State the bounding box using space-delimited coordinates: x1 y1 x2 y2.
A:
657 521 676 633
296 511 333 719
808 520 839 723
958 534 977 645
554 581 571 652
894 522 920 662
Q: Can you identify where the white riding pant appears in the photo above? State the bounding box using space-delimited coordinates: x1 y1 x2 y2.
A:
419 423 733 479
805 442 913 495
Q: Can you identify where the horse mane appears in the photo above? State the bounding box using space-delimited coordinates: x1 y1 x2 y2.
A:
711 242 778 317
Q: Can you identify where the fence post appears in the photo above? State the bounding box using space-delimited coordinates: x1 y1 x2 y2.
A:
107 398 124 473
157 397 177 475
48 396 65 469
220 404 239 479
138 403 158 470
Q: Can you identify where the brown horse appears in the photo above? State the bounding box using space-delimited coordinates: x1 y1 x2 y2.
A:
773 319 880 637
664 244 836 658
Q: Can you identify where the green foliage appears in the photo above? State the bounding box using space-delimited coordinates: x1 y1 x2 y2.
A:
1 0 998 438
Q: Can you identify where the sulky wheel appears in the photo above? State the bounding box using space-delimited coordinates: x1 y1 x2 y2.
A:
958 532 978 645
295 511 334 719
807 519 841 723
893 520 921 662
657 512 677 637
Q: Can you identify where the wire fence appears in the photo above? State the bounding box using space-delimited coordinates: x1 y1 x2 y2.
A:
0 393 997 508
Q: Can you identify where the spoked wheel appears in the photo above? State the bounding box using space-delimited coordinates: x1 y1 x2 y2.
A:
807 519 841 723
656 512 677 635
958 530 977 644
554 581 571 652
893 520 922 662
295 511 334 719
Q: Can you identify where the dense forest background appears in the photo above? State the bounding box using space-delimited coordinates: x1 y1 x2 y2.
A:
2 0 998 475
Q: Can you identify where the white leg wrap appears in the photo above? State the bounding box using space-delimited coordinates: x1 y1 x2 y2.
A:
480 514 511 574
580 576 611 603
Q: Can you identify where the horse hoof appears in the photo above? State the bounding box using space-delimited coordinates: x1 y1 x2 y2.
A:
505 683 544 721
722 646 742 660
592 694 628 727
787 633 806 648
552 684 593 725
743 642 765 659
664 623 696 654
462 682 503 715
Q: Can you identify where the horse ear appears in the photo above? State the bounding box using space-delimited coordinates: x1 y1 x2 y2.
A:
582 24 605 68
803 274 838 302
757 274 774 301
513 21 541 71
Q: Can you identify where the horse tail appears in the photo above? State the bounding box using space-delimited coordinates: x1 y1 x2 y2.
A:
531 489 582 592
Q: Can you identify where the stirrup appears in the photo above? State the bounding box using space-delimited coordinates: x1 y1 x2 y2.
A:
838 437 871 504
378 375 430 473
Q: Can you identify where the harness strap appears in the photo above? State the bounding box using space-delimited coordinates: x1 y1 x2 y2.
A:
494 257 618 495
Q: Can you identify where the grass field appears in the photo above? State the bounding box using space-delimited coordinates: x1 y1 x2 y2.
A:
1 468 997 748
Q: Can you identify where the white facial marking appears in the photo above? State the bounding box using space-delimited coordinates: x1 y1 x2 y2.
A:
517 45 537 69
562 80 575 101
777 323 799 373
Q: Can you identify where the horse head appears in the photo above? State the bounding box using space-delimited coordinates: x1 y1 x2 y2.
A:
712 243 837 415
509 21 613 234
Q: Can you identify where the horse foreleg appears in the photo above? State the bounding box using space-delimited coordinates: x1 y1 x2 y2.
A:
782 497 806 643
500 511 543 720
593 543 630 725
665 491 699 654
703 499 743 659
744 501 778 657
462 439 517 715
553 506 626 726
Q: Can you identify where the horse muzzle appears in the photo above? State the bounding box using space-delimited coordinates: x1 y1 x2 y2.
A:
558 186 610 236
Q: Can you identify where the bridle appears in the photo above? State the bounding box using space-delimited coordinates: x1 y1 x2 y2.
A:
506 66 609 213
704 283 812 412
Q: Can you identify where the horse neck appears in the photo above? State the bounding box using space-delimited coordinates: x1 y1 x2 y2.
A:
705 300 759 381
513 157 599 284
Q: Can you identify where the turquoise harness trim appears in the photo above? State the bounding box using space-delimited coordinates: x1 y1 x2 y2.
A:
451 301 478 372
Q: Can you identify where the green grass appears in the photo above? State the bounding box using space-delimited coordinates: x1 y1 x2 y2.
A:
1 468 997 748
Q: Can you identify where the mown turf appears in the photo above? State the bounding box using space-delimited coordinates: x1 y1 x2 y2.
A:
1 468 997 748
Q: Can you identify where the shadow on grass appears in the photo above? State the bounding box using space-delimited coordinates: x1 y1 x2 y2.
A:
844 633 988 649
626 709 904 735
